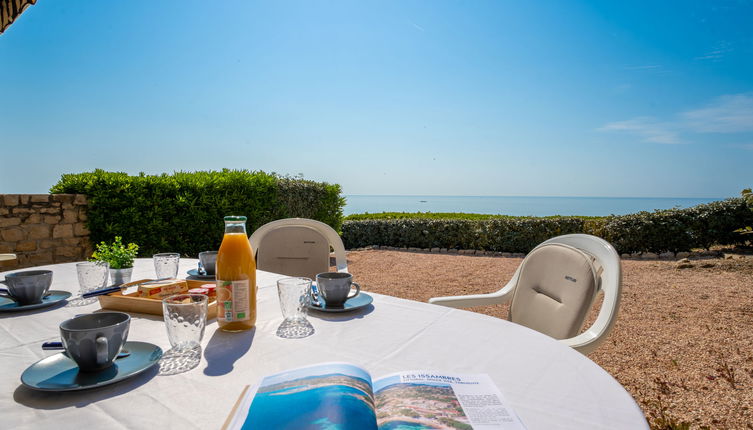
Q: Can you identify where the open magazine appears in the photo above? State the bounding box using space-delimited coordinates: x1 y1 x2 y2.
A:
222 362 526 430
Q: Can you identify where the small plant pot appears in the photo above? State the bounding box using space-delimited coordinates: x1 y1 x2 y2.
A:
109 267 133 285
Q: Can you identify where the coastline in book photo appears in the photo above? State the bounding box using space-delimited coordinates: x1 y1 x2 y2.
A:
374 376 471 430
243 363 377 430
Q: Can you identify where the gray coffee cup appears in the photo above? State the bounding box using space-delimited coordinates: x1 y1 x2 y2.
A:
198 251 218 276
2 270 53 305
315 272 361 307
60 312 130 372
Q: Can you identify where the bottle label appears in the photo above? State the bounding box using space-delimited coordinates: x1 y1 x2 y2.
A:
217 279 250 322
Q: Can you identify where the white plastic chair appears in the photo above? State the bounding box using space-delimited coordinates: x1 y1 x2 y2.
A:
249 218 348 279
0 254 17 262
429 234 621 355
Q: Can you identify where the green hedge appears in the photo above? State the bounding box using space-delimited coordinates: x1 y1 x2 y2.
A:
342 217 586 252
342 198 753 254
343 212 602 221
51 169 344 256
596 199 753 254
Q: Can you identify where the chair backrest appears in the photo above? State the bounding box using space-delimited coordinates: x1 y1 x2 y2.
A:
509 243 600 340
248 218 348 279
427 233 620 354
537 234 621 354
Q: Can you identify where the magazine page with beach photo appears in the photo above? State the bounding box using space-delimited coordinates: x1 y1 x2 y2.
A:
373 371 526 430
222 362 526 430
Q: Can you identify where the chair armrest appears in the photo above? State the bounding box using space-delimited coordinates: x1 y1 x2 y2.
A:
563 278 621 355
561 332 601 355
563 305 619 355
0 254 17 262
429 278 517 308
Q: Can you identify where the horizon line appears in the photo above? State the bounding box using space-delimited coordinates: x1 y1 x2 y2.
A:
343 194 729 200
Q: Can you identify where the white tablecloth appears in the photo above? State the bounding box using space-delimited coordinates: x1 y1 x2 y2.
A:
1 259 647 429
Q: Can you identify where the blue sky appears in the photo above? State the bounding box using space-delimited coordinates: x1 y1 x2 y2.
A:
1 1 751 198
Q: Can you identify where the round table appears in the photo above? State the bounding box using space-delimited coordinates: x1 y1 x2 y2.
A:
0 259 647 429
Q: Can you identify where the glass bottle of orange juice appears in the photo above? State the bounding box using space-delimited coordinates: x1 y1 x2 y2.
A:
216 216 256 332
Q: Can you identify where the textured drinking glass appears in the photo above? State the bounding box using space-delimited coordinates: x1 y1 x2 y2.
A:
162 294 208 351
75 262 109 304
276 277 314 339
153 253 180 279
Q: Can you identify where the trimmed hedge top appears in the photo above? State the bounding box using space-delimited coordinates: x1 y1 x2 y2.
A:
343 212 603 221
342 198 753 254
51 169 344 256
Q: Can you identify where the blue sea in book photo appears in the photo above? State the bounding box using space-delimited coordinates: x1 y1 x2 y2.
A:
242 364 377 430
243 384 377 430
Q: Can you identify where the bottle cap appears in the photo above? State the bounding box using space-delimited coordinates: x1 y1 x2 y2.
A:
224 216 247 221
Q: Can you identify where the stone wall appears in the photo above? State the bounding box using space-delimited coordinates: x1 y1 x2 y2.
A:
0 194 91 270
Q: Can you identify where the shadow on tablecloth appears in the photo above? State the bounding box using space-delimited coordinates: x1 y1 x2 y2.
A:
159 346 201 376
203 328 255 377
12 365 159 410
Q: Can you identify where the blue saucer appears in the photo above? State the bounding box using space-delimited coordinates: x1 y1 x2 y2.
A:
0 290 72 312
21 341 163 391
309 292 374 313
187 269 215 280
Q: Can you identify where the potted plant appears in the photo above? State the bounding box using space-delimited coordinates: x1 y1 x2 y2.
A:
91 236 139 284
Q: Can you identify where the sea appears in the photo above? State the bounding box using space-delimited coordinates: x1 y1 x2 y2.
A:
243 384 377 430
343 195 726 217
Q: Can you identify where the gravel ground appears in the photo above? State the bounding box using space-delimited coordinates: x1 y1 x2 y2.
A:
346 249 753 430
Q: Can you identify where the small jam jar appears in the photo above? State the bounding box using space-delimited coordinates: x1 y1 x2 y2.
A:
199 283 217 298
188 287 209 296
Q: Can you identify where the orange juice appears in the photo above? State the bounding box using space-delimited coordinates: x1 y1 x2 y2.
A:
216 216 256 332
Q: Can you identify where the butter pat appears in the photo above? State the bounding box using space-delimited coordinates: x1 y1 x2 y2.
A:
138 280 188 299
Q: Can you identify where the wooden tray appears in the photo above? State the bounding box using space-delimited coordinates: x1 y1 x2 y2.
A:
98 279 217 317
